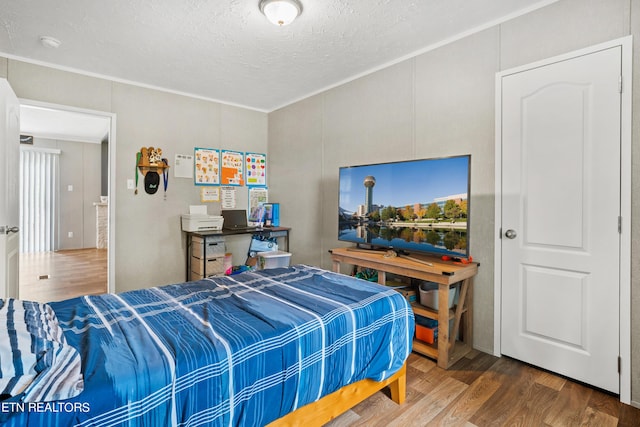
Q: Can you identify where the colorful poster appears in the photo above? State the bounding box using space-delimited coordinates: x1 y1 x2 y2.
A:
245 152 267 187
248 187 268 226
221 150 244 186
194 148 220 185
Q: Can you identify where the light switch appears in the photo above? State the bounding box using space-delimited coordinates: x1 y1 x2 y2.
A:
67 185 73 192
127 179 135 190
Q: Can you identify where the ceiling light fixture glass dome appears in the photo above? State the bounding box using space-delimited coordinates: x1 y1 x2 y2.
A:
259 0 302 26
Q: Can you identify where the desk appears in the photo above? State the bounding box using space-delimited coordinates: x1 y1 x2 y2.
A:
330 247 478 369
185 227 290 280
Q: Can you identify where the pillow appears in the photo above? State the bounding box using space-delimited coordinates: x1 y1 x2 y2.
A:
0 299 84 402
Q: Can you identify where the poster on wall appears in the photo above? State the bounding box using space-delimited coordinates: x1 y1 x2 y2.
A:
248 187 268 224
194 147 220 185
245 152 267 187
200 187 220 202
221 186 237 209
221 150 244 186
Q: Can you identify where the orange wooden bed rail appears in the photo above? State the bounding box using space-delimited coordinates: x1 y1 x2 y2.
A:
267 362 407 427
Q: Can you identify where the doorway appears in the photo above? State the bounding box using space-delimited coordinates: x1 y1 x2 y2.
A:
494 37 632 402
17 100 115 301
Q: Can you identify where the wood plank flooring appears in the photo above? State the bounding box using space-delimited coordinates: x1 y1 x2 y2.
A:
327 351 640 427
19 249 107 303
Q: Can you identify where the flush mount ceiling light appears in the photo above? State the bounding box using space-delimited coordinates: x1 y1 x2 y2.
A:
259 0 302 26
39 35 61 48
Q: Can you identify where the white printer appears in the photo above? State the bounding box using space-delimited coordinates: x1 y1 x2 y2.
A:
181 205 224 232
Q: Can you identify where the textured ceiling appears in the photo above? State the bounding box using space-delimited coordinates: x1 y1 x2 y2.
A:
1 0 556 112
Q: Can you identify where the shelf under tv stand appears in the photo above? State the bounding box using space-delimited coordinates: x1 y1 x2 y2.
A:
330 247 478 369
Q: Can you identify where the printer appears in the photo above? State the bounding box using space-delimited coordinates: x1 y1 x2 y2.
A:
181 205 224 232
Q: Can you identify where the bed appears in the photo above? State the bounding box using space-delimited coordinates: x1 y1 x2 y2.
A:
1 264 413 426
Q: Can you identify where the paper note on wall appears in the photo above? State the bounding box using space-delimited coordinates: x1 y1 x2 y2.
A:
221 187 236 209
174 154 194 178
201 187 220 203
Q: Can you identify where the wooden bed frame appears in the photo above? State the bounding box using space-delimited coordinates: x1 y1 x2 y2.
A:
267 362 407 426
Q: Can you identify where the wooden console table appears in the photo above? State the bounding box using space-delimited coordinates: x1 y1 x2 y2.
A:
330 247 478 369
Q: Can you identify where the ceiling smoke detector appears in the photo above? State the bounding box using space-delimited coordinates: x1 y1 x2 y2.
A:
39 36 61 49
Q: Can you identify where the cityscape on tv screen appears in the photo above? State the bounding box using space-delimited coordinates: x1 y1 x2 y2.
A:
338 155 470 257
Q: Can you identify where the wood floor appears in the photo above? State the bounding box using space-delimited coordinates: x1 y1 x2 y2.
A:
19 248 107 303
327 351 640 427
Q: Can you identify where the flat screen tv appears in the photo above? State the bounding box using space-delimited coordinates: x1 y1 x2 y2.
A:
338 155 470 258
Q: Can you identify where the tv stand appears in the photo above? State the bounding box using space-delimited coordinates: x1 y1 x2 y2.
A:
330 247 478 369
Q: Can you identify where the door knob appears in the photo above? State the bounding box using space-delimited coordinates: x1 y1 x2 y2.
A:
504 229 517 239
0 226 19 235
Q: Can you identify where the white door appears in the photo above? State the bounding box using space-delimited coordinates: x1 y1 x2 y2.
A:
0 79 20 299
500 47 621 393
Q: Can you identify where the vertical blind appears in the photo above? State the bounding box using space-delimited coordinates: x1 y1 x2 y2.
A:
20 146 60 253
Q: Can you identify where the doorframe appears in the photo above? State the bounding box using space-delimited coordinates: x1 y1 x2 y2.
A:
493 36 632 404
18 99 117 296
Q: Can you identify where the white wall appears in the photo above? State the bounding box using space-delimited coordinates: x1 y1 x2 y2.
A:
1 60 268 292
268 0 640 403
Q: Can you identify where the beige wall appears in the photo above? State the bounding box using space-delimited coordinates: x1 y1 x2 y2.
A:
268 0 640 403
31 137 101 249
4 60 268 292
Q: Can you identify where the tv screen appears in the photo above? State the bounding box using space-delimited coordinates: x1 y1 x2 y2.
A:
338 155 470 258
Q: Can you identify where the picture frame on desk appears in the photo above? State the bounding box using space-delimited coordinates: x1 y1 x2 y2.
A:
263 203 280 227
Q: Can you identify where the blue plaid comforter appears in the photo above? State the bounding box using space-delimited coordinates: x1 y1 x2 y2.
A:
2 265 413 426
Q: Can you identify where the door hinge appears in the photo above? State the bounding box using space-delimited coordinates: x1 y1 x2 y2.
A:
618 356 621 374
619 76 623 93
499 228 502 239
618 216 622 234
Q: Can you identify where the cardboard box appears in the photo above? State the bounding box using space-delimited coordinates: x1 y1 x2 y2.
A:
191 255 225 277
191 235 225 258
415 324 438 344
415 315 438 344
394 286 417 304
